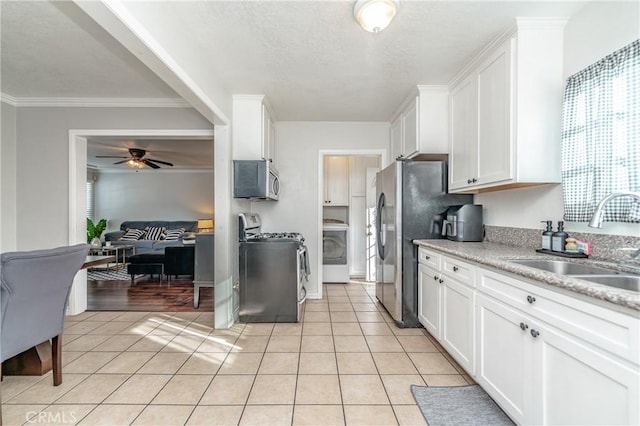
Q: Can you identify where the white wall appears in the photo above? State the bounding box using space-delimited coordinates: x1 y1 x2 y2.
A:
1 103 18 252
13 106 212 250
95 170 214 231
476 1 640 237
251 121 389 298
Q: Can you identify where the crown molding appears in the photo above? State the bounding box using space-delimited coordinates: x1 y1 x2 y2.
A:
0 94 191 108
1 93 18 106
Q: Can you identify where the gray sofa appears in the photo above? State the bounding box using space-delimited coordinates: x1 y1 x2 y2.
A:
105 221 197 254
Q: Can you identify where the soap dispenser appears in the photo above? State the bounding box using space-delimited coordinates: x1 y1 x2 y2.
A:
541 220 553 250
551 221 569 252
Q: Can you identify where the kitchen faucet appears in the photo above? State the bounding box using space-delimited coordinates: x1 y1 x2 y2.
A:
588 191 640 228
588 191 640 268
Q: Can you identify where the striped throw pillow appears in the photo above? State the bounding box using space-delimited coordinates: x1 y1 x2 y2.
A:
121 228 144 241
163 228 185 241
144 226 165 241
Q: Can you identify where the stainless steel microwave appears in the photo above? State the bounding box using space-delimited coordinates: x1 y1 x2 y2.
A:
233 160 280 201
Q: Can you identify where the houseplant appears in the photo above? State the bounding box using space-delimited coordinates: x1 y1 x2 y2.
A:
87 218 107 248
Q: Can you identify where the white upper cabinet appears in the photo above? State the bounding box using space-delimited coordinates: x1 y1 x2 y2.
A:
390 115 403 162
262 104 276 163
232 95 276 164
449 76 477 189
448 18 566 193
324 156 350 206
388 86 449 165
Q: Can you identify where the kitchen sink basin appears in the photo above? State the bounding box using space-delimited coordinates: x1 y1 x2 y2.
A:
510 259 618 276
572 275 640 292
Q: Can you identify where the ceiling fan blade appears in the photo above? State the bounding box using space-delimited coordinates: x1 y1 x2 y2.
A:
113 159 130 165
96 155 128 158
141 159 160 169
146 158 174 167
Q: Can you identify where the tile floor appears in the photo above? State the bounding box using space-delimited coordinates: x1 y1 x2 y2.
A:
1 282 472 425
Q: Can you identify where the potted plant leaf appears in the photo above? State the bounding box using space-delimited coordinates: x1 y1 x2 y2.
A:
87 218 107 248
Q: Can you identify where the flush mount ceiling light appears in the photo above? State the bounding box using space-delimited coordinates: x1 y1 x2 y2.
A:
353 0 399 33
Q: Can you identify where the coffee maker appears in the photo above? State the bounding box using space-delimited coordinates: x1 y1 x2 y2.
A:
441 205 484 242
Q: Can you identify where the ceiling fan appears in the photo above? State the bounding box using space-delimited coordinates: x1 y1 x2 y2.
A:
96 148 174 169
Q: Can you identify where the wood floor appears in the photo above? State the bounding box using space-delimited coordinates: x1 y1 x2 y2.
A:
87 276 213 312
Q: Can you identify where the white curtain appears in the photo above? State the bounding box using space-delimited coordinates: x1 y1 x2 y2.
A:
561 39 640 223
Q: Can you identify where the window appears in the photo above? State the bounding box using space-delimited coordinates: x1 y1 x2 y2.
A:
86 180 95 221
561 39 640 223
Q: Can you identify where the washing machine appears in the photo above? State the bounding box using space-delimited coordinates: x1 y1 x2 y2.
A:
322 221 349 283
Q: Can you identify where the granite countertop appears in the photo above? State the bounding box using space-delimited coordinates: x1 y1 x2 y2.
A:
413 239 640 312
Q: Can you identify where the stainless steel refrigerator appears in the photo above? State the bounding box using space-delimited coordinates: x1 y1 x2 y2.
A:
375 159 473 327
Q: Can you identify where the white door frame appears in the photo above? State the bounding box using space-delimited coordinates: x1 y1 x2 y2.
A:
365 166 380 282
68 128 216 316
317 149 386 299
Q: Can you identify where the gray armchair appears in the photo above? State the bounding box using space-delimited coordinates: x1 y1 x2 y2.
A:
1 243 89 386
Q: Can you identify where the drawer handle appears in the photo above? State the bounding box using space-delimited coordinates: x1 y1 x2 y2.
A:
438 278 444 284
526 295 536 304
453 266 459 272
425 255 430 260
530 329 540 338
519 322 528 331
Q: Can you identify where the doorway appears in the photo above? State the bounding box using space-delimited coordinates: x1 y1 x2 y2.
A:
68 129 215 315
318 150 385 292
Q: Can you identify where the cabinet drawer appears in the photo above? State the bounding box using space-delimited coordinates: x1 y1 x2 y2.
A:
441 255 475 287
418 247 440 269
477 266 639 364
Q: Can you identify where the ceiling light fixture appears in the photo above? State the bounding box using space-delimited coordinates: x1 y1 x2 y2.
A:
127 159 144 169
353 0 398 33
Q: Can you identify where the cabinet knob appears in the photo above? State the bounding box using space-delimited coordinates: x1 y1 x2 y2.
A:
472 178 478 183
467 179 473 184
530 329 540 338
519 322 528 331
526 295 536 304
425 255 430 260
439 278 444 284
433 275 438 281
453 266 459 272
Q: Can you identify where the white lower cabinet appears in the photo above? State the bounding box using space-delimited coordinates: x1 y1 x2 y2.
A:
533 322 639 426
418 249 475 373
442 277 475 374
418 263 441 339
475 270 639 425
476 293 533 425
417 245 640 425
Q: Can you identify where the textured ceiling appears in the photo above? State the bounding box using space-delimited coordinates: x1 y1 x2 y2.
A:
1 1 590 121
0 1 178 98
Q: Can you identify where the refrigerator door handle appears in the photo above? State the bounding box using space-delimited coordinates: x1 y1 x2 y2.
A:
376 192 386 259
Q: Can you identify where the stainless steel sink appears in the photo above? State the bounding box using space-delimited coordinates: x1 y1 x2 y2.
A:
510 259 618 275
572 275 640 292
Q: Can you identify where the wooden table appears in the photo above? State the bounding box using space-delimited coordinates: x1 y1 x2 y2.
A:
1 256 116 377
83 254 117 269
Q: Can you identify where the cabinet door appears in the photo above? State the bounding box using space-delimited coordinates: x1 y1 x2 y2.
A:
449 76 477 191
418 263 442 339
324 156 350 206
402 96 419 158
532 323 640 426
390 117 402 162
476 294 533 425
476 40 512 186
261 105 275 162
442 278 475 374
